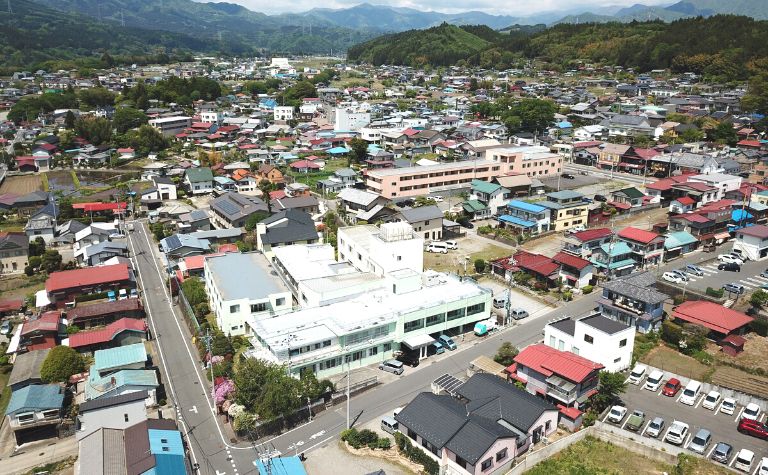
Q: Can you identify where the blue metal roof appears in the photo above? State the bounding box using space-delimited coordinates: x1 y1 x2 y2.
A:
93 342 147 374
146 429 185 475
6 384 63 416
497 215 536 228
664 231 698 250
327 147 350 154
85 368 158 400
254 456 308 475
506 200 546 213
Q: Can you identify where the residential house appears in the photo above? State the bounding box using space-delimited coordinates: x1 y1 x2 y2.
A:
619 147 659 175
596 143 630 171
256 210 320 258
271 196 320 215
338 188 390 215
45 264 135 308
7 349 49 391
73 224 115 251
508 344 603 410
597 271 669 333
17 311 61 352
539 191 589 232
562 228 613 259
159 234 210 259
396 205 444 241
0 232 29 273
256 165 285 186
204 252 292 336
67 299 145 329
470 179 509 216
733 224 768 260
24 214 55 244
502 251 560 288
209 192 268 229
74 241 129 266
75 390 149 440
669 196 696 214
599 114 657 138
544 314 635 372
499 201 550 235
609 187 645 208
177 209 211 233
688 173 742 200
671 301 753 341
552 252 593 289
68 318 147 353
150 176 177 200
317 168 358 193
53 220 87 245
395 374 558 475
617 227 665 268
184 168 214 195
12 191 50 217
85 343 157 401
492 174 532 198
5 384 64 445
663 231 699 260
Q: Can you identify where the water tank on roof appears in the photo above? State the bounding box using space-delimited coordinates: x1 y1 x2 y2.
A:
379 222 413 242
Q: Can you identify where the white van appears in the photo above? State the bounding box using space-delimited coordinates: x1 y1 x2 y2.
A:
643 370 664 391
426 242 448 254
679 380 702 405
492 291 509 309
734 448 755 472
628 364 647 385
381 416 399 434
444 240 458 250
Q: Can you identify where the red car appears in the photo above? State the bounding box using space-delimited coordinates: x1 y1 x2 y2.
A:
738 418 768 439
662 378 681 397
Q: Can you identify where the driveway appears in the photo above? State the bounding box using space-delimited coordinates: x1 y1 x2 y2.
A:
606 377 768 470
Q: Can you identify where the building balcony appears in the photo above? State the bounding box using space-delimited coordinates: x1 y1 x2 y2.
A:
10 413 62 430
597 297 652 321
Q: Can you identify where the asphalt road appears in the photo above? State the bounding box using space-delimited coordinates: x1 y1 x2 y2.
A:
564 162 656 187
609 379 768 470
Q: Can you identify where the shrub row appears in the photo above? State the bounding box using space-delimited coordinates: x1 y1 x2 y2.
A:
394 432 439 475
341 428 391 450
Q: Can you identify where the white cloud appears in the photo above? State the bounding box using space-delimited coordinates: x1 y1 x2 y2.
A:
225 0 670 16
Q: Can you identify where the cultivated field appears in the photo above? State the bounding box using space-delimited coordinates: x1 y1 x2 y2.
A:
0 175 42 195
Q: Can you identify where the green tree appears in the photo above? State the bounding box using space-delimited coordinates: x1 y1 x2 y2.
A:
122 125 169 155
493 342 518 367
64 110 76 129
709 121 738 145
113 107 148 134
74 117 112 146
211 332 234 356
348 137 369 165
259 180 275 214
181 278 207 307
29 237 45 257
592 371 628 412
751 289 768 308
77 87 116 109
40 345 85 383
40 250 63 273
28 255 42 271
244 211 270 231
474 259 486 273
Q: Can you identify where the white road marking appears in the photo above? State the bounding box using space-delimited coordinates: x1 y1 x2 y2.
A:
677 392 684 403
620 416 631 430
694 394 704 409
661 427 672 442
602 412 612 423
682 433 691 449
640 421 651 437
736 407 745 423
714 404 720 416
658 387 664 396
189 405 198 414
730 454 737 467
216 471 226 475
310 430 326 440
706 444 717 459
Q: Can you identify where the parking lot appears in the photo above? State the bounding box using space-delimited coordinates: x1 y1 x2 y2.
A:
479 278 555 323
604 374 768 472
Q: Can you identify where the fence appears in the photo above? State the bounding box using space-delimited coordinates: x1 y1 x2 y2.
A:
176 280 201 335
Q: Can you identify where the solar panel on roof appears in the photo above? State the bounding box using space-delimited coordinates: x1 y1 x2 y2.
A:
165 235 181 250
216 200 240 216
433 373 464 395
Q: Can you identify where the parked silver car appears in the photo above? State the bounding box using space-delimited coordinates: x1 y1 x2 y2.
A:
378 359 404 375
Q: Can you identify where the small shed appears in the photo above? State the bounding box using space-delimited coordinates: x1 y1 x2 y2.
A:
467 356 507 379
720 334 746 356
557 404 583 432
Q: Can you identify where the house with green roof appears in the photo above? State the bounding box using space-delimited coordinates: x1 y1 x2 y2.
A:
610 187 646 208
461 199 489 220
85 368 158 401
470 179 510 215
93 342 147 378
184 167 214 195
5 384 64 444
590 241 637 277
663 231 699 259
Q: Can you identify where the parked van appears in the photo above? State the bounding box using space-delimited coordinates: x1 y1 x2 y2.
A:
426 242 448 254
679 380 702 405
444 240 458 250
734 448 755 472
510 308 529 320
381 416 399 434
643 370 664 391
628 364 647 385
492 291 509 309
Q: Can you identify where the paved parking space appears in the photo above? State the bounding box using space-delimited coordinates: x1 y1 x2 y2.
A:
479 278 554 322
606 377 768 471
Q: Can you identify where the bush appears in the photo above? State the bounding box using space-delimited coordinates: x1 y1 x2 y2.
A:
751 317 768 337
673 294 688 305
357 429 379 447
394 432 439 475
341 428 390 450
706 287 724 298
581 284 593 294
474 259 486 273
377 437 391 450
661 321 683 346
194 302 210 319
40 346 85 383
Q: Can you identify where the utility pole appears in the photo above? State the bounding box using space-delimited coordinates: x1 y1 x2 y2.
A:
202 329 215 403
346 353 351 429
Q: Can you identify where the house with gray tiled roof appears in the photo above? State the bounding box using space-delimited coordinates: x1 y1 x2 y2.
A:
597 271 669 333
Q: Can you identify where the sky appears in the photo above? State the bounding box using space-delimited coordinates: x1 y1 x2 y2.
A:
223 0 671 15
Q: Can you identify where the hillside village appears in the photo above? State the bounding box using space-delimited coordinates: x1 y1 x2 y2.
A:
0 53 768 475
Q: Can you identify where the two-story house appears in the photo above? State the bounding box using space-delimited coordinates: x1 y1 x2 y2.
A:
5 384 64 445
544 313 635 372
597 271 669 333
733 224 768 261
617 227 665 268
552 252 593 289
257 164 285 186
395 373 558 475
562 228 613 259
539 191 589 232
317 168 359 193
507 344 603 410
470 179 510 216
397 205 444 241
0 232 29 273
184 168 214 195
609 187 645 208
500 201 550 235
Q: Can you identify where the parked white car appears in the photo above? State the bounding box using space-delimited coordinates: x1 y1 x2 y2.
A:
702 390 721 410
720 398 737 415
628 364 647 385
665 420 689 445
718 254 744 265
643 370 664 391
662 272 684 284
735 449 755 472
607 405 628 423
742 403 761 421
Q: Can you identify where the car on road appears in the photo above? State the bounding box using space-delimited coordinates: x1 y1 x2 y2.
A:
432 195 444 202
662 272 685 284
723 283 746 294
665 421 689 445
628 364 647 385
561 173 575 179
669 269 689 281
460 221 474 229
662 378 682 397
444 240 458 250
720 398 737 415
593 194 607 202
742 402 761 421
702 390 721 410
719 254 744 265
718 262 741 272
685 264 704 276
711 442 733 464
734 448 755 472
737 418 768 440
438 335 457 351
761 269 768 279
0 320 10 335
646 416 664 438
510 308 529 320
688 428 711 454
607 405 627 423
758 457 768 475
378 359 404 375
643 370 664 391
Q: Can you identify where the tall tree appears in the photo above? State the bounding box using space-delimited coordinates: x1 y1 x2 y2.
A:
348 137 368 165
40 346 85 383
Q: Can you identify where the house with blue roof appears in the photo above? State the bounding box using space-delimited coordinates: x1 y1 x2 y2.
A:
85 368 158 401
590 241 637 277
664 231 699 259
499 200 550 235
5 384 64 444
159 233 211 259
93 342 148 377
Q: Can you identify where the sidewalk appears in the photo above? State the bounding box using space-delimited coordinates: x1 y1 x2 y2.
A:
1 435 77 475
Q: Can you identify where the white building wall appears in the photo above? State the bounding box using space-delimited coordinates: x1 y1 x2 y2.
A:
544 319 634 372
337 224 424 276
335 108 371 132
733 233 768 261
76 399 147 440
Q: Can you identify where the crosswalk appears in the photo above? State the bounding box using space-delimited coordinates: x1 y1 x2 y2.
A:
696 263 768 290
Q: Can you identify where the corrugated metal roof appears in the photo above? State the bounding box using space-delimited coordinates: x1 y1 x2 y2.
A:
6 384 63 415
69 318 146 348
93 342 147 374
46 264 130 292
513 344 603 383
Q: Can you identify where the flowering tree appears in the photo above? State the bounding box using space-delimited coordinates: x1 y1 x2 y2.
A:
214 378 235 405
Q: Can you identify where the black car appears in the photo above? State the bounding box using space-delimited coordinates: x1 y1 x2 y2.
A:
718 262 741 272
460 221 474 229
561 173 575 179
396 352 420 367
593 194 607 202
653 171 667 178
398 198 415 208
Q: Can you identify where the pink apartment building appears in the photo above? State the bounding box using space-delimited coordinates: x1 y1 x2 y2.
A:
365 147 563 198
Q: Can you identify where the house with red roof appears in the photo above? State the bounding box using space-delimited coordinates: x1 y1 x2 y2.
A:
672 301 753 340
67 298 145 329
494 251 560 288
617 227 665 268
45 264 135 308
562 228 613 259
290 160 321 173
507 344 603 408
552 252 594 288
68 318 147 353
19 311 62 352
669 195 696 214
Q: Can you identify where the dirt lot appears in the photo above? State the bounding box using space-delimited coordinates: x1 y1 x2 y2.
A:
423 234 511 274
708 333 768 374
0 175 41 195
0 273 45 300
640 345 711 381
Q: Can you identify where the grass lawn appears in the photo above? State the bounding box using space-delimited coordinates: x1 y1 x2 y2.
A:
525 436 730 475
287 158 350 188
640 345 711 381
0 369 11 416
